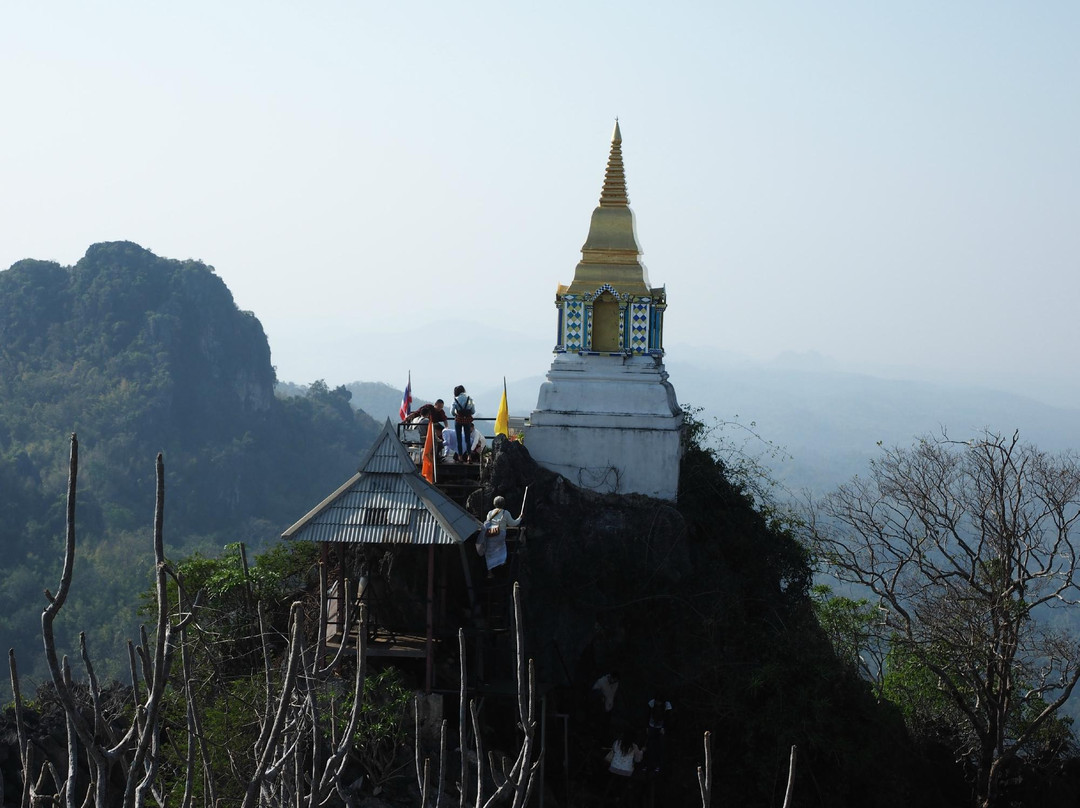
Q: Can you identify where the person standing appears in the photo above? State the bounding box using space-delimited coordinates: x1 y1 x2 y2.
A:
479 495 522 576
591 671 620 737
592 672 620 715
602 727 644 807
451 385 475 462
643 691 672 781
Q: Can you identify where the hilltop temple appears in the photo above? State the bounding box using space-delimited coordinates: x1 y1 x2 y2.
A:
526 123 683 501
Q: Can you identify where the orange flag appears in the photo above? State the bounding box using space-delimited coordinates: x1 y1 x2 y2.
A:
422 421 436 482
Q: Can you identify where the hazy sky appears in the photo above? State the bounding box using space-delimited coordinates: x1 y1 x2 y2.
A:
3 2 1078 407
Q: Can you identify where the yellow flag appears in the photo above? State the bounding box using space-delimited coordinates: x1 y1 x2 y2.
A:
495 378 509 437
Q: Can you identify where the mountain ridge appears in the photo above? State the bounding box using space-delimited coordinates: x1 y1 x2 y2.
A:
0 242 381 679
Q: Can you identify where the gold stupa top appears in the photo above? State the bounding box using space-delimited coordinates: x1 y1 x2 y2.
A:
599 120 629 207
566 121 652 297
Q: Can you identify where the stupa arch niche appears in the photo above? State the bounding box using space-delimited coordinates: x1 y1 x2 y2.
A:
589 288 620 352
527 123 683 501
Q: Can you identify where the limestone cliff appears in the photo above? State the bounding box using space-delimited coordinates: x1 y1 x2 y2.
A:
468 435 945 808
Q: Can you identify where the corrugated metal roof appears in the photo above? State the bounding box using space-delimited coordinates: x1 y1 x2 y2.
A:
282 419 482 546
363 430 417 474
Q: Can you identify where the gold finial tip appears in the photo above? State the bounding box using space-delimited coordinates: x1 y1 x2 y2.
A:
598 119 629 207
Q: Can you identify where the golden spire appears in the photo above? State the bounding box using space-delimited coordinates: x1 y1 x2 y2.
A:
567 120 651 296
599 120 629 207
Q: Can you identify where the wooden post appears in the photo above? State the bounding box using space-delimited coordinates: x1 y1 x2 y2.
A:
425 543 435 693
336 546 346 637
239 542 253 612
439 550 448 651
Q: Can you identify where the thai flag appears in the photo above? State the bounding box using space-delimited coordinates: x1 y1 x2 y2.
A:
398 373 412 421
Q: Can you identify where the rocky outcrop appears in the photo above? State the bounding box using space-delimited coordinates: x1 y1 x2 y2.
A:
468 434 942 808
470 436 691 693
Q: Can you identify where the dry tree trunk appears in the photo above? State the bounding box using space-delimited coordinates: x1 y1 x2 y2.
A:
406 583 540 808
241 580 367 808
242 602 305 808
460 582 541 808
782 745 797 808
697 731 712 808
8 650 35 808
177 574 214 808
31 436 197 808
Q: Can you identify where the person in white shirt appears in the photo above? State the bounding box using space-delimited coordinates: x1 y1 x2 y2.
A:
603 727 644 805
441 426 459 459
592 672 620 714
478 495 522 575
469 427 487 461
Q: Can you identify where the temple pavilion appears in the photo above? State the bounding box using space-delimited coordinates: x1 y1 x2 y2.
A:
281 419 488 691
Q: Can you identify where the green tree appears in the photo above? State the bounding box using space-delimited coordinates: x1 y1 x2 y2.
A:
0 243 380 680
341 668 412 791
151 540 320 804
810 584 887 694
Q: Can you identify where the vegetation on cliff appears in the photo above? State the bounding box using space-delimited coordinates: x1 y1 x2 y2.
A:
0 242 380 680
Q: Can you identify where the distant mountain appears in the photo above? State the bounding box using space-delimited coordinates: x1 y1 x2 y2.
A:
0 242 380 679
507 355 1080 498
333 353 1080 501
664 356 1080 497
342 381 421 423
280 380 432 426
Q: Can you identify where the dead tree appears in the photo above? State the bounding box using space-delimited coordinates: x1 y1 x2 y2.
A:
452 583 540 808
696 731 711 808
240 576 366 808
7 435 198 808
810 431 1080 808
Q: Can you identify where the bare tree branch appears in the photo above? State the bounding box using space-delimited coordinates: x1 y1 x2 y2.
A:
810 431 1080 808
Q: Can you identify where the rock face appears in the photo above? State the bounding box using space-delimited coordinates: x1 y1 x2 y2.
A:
469 435 942 808
0 241 277 444
471 436 691 688
469 434 764 743
0 242 380 686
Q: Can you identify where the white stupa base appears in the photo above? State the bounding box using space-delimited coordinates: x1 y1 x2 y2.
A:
526 353 684 501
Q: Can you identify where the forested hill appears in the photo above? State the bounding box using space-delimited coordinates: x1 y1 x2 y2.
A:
0 241 380 678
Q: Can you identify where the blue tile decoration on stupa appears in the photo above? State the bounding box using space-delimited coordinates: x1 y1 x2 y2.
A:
630 301 650 353
564 298 584 352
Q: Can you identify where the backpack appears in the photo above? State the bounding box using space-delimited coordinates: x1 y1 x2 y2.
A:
455 396 474 424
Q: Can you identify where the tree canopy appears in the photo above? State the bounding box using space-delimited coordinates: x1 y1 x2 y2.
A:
0 242 380 680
